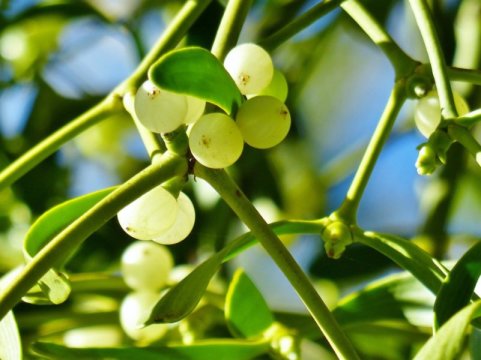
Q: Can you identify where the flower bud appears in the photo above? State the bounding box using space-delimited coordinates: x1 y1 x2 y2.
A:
322 222 353 259
416 144 439 176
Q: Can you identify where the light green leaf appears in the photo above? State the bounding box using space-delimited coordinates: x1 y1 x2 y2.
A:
146 220 324 324
148 47 243 115
434 240 481 329
358 232 448 294
32 339 270 360
225 269 274 338
22 187 115 305
146 253 224 324
455 108 481 126
0 267 23 360
414 300 481 360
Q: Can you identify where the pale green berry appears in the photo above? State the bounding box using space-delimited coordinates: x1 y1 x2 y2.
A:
153 192 195 245
188 113 244 168
414 90 469 138
184 95 206 124
248 68 288 102
63 326 122 348
134 80 187 133
224 43 274 95
119 291 168 342
121 241 174 290
236 96 291 149
117 185 178 241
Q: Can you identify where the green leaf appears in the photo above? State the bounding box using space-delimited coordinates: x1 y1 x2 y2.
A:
334 271 434 327
0 268 22 360
32 339 270 360
149 47 243 115
22 187 115 304
146 253 224 324
434 240 481 329
358 232 448 294
414 300 481 360
225 269 274 338
145 220 324 324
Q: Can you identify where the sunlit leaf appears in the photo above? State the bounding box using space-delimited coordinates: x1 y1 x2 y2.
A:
0 268 23 360
146 220 324 324
434 241 481 329
414 300 481 360
225 269 274 338
358 232 448 294
22 187 115 304
146 253 224 324
149 47 243 115
32 339 270 360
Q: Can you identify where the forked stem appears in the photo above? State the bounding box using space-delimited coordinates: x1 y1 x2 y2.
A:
335 82 407 223
195 164 360 360
408 0 457 119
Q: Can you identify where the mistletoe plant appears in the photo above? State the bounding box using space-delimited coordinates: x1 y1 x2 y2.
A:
1 0 481 359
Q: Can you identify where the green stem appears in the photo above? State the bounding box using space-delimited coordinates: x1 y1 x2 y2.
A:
221 219 329 262
447 67 481 86
0 96 121 190
335 82 406 223
123 92 166 159
408 0 457 118
195 165 360 360
115 0 213 94
211 0 253 61
0 0 211 191
341 0 416 78
448 124 481 157
0 153 187 321
259 0 345 51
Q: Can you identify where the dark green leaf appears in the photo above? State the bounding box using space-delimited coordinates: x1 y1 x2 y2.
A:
346 322 429 360
414 300 481 360
32 339 270 360
22 187 115 304
358 232 448 294
149 47 243 115
225 269 274 338
146 253 224 324
334 272 434 327
434 240 481 329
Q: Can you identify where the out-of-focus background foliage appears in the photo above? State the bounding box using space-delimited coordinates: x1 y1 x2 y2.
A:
1 0 481 357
